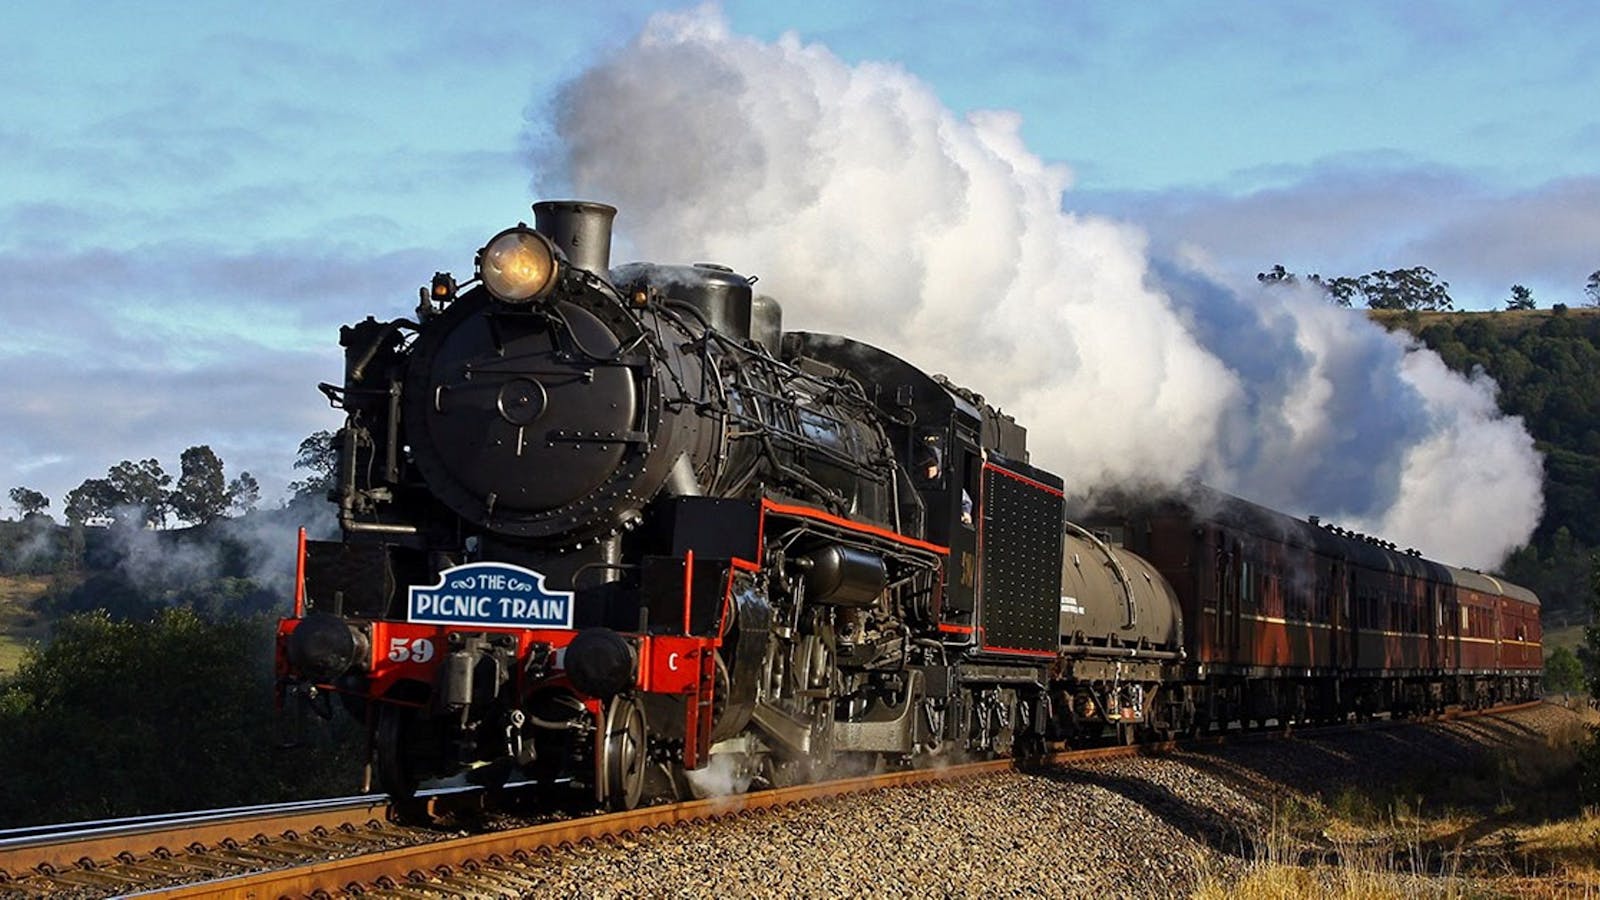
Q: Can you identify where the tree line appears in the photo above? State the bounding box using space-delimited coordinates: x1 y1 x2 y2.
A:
2 434 336 582
1258 265 1600 313
7 432 341 528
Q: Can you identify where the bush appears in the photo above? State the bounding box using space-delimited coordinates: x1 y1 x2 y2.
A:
0 608 363 827
1545 645 1586 694
0 518 65 576
1580 726 1600 809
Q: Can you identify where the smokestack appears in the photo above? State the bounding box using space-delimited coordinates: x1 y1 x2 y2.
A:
533 200 617 277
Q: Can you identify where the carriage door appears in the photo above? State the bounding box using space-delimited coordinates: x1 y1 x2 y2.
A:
1333 560 1352 670
1446 590 1460 671
1211 541 1225 658
1427 583 1442 671
1220 538 1243 661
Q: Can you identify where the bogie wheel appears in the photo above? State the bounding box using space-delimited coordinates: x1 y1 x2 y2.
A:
376 704 421 800
1117 722 1138 746
600 695 649 811
1014 733 1048 764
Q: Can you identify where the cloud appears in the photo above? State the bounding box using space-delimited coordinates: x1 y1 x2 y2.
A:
531 6 1543 568
0 343 343 514
0 6 630 521
0 231 431 512
1076 162 1600 308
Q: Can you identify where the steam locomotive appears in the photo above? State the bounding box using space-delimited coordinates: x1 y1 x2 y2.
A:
277 201 1542 808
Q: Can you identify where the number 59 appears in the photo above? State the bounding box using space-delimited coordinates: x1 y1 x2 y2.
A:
387 637 436 663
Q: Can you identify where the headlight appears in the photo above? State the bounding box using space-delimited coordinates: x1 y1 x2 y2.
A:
477 226 560 303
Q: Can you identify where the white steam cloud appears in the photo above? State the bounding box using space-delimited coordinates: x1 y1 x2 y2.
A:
535 7 1542 569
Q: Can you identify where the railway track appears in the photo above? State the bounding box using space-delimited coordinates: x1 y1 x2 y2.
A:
0 785 511 898
0 701 1541 898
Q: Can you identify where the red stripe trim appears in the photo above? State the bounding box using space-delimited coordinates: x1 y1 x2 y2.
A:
293 527 307 618
682 549 695 635
980 644 1059 658
978 626 1059 657
761 499 949 555
938 623 975 634
983 462 1065 498
716 568 735 647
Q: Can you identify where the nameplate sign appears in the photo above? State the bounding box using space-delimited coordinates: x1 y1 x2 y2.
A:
407 562 574 629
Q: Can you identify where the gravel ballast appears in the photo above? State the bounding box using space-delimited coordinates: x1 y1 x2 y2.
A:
475 703 1584 898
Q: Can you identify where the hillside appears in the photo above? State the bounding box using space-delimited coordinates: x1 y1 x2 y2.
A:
0 502 324 674
1373 305 1600 625
0 575 53 674
1368 305 1600 333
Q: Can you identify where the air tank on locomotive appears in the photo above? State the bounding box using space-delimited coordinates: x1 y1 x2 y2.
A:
1058 526 1182 652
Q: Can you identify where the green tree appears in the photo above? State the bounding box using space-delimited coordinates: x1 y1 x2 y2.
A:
227 472 260 514
8 486 49 519
1317 275 1360 308
1257 264 1298 286
288 430 338 499
1359 267 1454 311
1264 268 1360 307
1505 284 1536 311
106 458 172 527
1586 556 1600 699
172 445 229 525
1544 645 1584 693
64 478 119 524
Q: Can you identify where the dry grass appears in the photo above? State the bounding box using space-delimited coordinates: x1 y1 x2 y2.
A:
1368 306 1600 332
1194 707 1600 899
1196 864 1466 899
1543 624 1589 656
0 574 55 675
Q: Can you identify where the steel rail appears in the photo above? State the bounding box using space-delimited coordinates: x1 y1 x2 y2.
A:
0 795 389 882
0 796 380 844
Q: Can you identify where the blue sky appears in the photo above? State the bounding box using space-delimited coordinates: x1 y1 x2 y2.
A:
1 1 1595 526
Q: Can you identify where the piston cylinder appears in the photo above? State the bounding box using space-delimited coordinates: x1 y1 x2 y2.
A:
803 546 887 607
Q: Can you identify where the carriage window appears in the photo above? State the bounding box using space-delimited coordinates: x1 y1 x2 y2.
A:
915 435 944 483
961 454 979 529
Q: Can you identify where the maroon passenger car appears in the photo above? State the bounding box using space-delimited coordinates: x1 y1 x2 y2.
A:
1081 486 1541 729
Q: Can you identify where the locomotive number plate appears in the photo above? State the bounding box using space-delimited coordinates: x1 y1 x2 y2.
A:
407 562 575 629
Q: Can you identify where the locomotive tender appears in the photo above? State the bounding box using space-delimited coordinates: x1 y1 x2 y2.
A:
277 201 1542 807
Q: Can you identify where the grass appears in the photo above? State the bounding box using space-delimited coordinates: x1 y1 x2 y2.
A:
1194 706 1600 899
1544 624 1588 656
1369 306 1600 331
0 574 56 675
